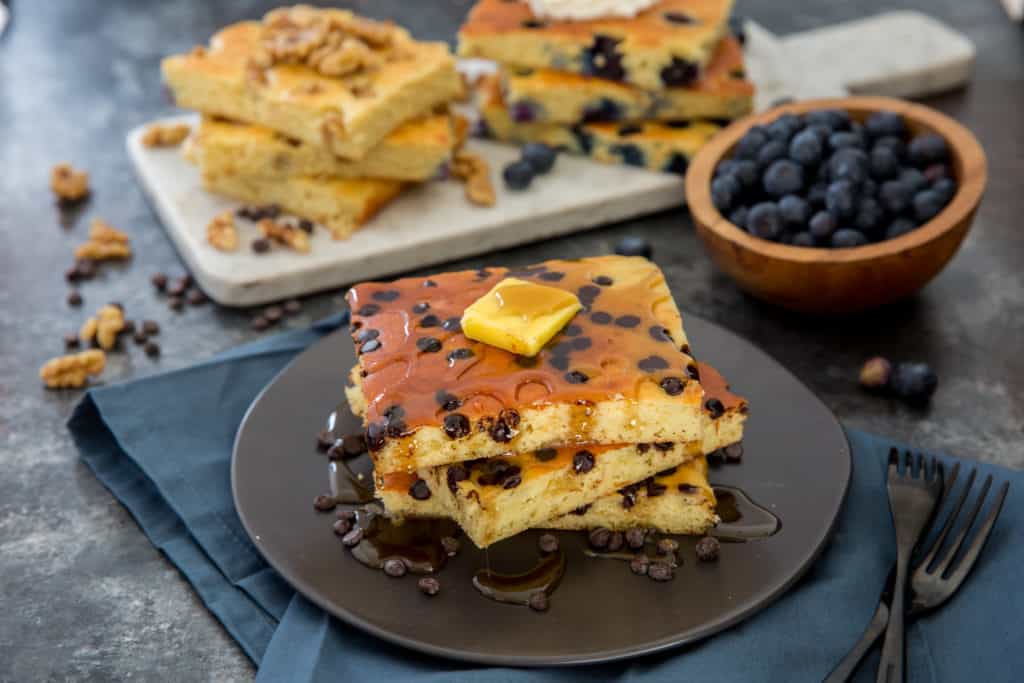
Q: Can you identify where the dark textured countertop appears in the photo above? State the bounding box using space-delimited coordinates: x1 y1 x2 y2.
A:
1 1 1021 680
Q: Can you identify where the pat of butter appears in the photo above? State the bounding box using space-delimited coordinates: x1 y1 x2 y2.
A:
461 278 582 356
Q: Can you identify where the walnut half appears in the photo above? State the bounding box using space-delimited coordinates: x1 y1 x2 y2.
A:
206 211 239 252
451 151 496 207
258 218 311 253
40 349 106 389
141 123 191 148
50 163 90 202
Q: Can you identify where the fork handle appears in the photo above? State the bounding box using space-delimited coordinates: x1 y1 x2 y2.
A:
823 600 890 682
877 557 908 683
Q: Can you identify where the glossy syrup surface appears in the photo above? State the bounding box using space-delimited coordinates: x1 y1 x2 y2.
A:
712 486 781 541
473 550 566 606
349 506 460 575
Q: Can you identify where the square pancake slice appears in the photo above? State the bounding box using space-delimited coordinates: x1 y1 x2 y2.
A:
458 0 735 91
345 256 706 474
162 9 462 160
503 36 753 125
477 73 721 174
193 112 460 182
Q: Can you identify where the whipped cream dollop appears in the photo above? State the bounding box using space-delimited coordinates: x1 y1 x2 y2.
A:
527 0 660 21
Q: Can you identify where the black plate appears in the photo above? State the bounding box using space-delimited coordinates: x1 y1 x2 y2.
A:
232 313 850 666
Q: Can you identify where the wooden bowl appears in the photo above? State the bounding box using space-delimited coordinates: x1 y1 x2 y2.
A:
685 96 987 313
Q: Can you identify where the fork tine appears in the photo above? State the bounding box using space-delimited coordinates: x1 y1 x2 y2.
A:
934 474 993 577
888 447 899 473
943 481 1009 587
916 452 924 478
943 462 961 497
919 467 975 572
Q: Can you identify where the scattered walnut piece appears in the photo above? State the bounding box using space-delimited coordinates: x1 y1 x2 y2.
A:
40 349 106 389
141 123 191 148
206 211 239 252
75 219 132 261
258 218 311 253
451 151 496 207
80 305 126 350
50 163 90 203
89 218 130 244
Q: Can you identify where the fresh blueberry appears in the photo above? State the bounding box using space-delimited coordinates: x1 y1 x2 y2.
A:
862 178 879 198
879 180 912 214
805 123 832 143
899 167 928 194
731 160 759 189
889 362 938 403
778 194 811 228
828 148 869 185
885 218 917 240
614 236 653 258
757 139 788 167
923 163 949 183
711 175 742 213
747 202 783 240
908 133 949 167
828 131 863 151
715 159 738 178
806 182 828 208
932 177 957 204
763 159 804 197
728 206 749 230
805 109 850 131
766 114 803 141
854 197 885 236
912 190 945 223
502 160 535 190
663 153 689 175
870 146 900 180
522 143 558 174
789 129 823 166
510 101 538 123
850 122 871 148
809 210 837 239
865 111 906 139
611 144 645 167
791 231 816 247
831 228 869 248
660 57 699 87
582 35 625 81
734 127 768 160
825 180 857 218
582 97 624 123
873 135 907 160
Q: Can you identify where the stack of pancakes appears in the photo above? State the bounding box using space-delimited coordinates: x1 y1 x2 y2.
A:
344 256 748 548
459 0 754 175
162 5 465 239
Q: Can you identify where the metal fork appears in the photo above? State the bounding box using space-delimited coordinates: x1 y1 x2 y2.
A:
877 450 943 683
825 460 1010 682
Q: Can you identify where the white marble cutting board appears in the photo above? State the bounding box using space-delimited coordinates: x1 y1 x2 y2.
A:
128 11 974 307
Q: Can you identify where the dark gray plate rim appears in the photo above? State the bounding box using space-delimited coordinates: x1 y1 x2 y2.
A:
232 312 851 667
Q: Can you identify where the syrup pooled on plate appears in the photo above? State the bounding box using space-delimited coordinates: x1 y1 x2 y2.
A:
712 486 781 541
473 549 566 610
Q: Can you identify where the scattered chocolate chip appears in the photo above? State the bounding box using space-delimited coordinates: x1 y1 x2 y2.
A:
657 538 679 556
168 296 184 312
360 339 381 354
412 302 430 314
590 311 612 325
441 536 460 557
418 577 441 596
250 316 269 331
630 554 650 575
695 536 721 562
251 238 271 254
186 289 207 306
297 219 314 233
137 320 158 336
443 413 470 439
528 592 549 612
649 325 673 342
64 333 80 350
121 320 136 335
258 306 281 324
144 342 161 357
341 527 364 547
76 260 96 280
65 266 80 283
565 370 589 384
538 533 559 554
356 304 380 317
660 377 685 396
446 348 474 364
133 331 148 345
607 532 625 552
337 509 356 522
383 558 408 577
592 275 614 286
705 398 726 419
409 479 432 501
283 299 302 315
313 494 336 512
573 450 595 473
613 315 640 328
625 528 646 549
638 355 669 372
332 518 352 536
648 561 675 582
577 284 601 302
441 317 462 332
146 273 166 292
372 289 400 302
446 464 469 493
534 448 557 462
588 527 612 549
416 337 442 353
724 442 744 462
67 290 82 306
166 280 186 297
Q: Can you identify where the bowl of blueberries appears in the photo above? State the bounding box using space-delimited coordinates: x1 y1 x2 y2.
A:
684 96 986 313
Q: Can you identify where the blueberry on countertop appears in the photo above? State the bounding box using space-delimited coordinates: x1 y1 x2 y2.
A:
890 362 938 403
614 236 652 259
763 159 804 196
831 228 868 248
747 202 782 240
503 160 535 190
522 143 557 174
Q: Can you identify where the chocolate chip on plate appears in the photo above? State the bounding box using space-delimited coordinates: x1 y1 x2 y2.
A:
723 442 744 463
630 554 650 575
648 561 675 582
284 299 302 315
625 527 646 549
441 536 461 557
695 536 721 562
313 494 336 511
383 558 408 577
251 316 269 331
341 527 364 547
657 538 679 556
528 592 550 612
418 577 441 596
607 532 625 552
332 518 352 536
588 527 612 549
537 533 559 554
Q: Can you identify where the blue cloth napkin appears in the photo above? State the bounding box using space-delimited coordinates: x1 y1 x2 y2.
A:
69 315 1022 682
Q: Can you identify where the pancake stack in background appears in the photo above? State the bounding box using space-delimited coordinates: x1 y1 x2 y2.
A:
161 5 466 240
458 0 754 175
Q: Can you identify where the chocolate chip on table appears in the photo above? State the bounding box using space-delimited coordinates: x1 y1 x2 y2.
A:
572 450 596 474
724 443 744 463
418 577 441 596
441 536 461 557
133 331 149 345
588 527 612 550
251 316 269 331
186 289 207 306
67 290 82 306
333 518 352 536
341 527 364 547
168 296 184 312
443 413 470 439
264 306 283 323
144 342 161 358
108 301 124 312
141 320 159 335
63 333 80 350
630 554 650 575
695 536 721 562
65 266 80 283
121 319 136 335
166 280 187 297
538 533 559 554
528 592 549 612
383 558 408 578
283 299 302 315
151 273 168 291
313 494 336 511
657 538 679 556
251 238 271 254
625 527 646 549
607 532 625 552
76 260 96 280
648 561 675 582
409 479 432 501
